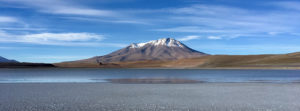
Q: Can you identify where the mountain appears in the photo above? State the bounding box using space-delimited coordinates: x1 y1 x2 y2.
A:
56 38 208 67
0 56 18 63
95 38 207 63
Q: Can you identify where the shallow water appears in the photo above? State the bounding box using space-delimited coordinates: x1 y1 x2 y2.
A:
1 83 300 111
2 69 300 111
1 68 300 83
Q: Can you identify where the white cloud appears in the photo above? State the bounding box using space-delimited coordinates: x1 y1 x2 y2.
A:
193 44 300 55
0 16 18 22
207 36 222 40
177 35 201 41
0 0 117 17
21 33 104 42
0 30 126 47
172 4 247 16
44 7 116 17
177 35 222 41
0 0 151 25
61 16 150 25
154 26 235 33
0 15 43 33
151 3 300 39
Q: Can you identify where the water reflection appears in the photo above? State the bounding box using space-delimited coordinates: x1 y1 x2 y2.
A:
1 68 300 83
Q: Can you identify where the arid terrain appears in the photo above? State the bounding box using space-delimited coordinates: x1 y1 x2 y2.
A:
54 52 300 69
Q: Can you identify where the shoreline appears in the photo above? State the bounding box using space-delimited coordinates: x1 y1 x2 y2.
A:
2 67 300 70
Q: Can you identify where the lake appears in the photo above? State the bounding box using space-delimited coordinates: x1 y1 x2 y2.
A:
1 68 300 83
2 68 300 111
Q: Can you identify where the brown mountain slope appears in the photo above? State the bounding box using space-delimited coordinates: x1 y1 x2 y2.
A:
55 52 300 69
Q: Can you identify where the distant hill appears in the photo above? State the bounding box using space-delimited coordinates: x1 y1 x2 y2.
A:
0 56 18 63
0 56 55 68
0 62 55 68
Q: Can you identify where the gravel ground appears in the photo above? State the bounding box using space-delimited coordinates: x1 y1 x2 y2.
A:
1 83 300 111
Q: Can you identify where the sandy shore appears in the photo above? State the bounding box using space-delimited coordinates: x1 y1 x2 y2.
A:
1 83 300 111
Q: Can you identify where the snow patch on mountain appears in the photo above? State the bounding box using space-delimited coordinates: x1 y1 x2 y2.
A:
130 38 184 48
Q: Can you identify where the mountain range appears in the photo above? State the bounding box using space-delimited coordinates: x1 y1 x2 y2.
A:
0 56 17 63
0 56 55 68
55 38 300 69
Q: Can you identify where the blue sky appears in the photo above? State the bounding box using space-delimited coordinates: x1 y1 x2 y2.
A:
1 0 300 63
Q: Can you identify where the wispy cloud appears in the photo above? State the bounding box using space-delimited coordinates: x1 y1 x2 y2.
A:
177 35 223 41
46 8 116 17
0 15 126 48
0 16 18 22
62 16 150 25
207 36 222 40
150 3 300 39
0 0 116 17
154 26 235 33
0 0 151 25
177 35 201 41
0 30 126 47
193 44 300 55
21 33 104 42
0 15 46 33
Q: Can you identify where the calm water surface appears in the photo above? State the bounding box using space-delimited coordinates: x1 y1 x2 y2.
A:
1 68 300 83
